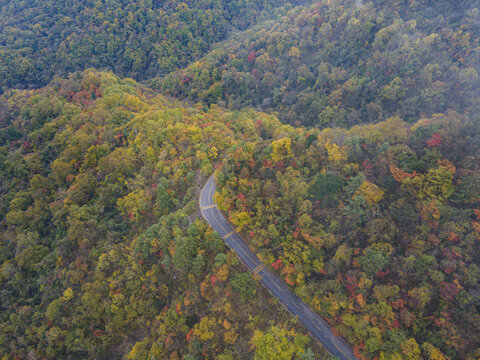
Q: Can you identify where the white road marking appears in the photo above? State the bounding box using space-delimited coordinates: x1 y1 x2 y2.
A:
199 176 356 360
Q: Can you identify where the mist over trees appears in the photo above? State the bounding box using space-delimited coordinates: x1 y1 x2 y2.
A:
155 1 479 127
0 0 479 359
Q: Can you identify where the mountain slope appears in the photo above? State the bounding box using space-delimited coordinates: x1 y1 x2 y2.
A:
0 0 308 91
0 71 324 359
154 1 480 127
215 112 480 359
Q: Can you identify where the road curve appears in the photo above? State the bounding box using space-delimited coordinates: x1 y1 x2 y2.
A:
199 175 357 360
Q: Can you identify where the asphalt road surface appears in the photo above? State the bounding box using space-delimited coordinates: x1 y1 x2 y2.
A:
199 176 357 360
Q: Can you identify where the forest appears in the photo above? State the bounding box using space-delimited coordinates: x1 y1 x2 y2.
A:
154 1 479 127
0 0 479 359
0 71 324 359
0 0 307 91
216 113 480 359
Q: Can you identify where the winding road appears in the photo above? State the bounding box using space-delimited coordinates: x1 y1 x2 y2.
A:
199 176 357 360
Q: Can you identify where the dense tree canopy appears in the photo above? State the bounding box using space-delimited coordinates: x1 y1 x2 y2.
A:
155 1 480 127
216 113 480 359
0 0 479 359
0 71 323 359
0 0 308 91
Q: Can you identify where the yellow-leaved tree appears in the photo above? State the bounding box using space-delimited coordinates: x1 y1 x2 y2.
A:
271 138 292 163
354 181 385 206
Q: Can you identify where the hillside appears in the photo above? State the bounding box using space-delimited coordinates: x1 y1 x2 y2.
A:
216 113 480 359
0 71 325 359
154 1 480 127
0 0 307 91
2 70 478 360
0 1 479 359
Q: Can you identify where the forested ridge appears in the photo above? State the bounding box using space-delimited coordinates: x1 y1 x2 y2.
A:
216 113 480 359
0 71 324 359
0 0 479 359
0 0 307 91
155 1 479 127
